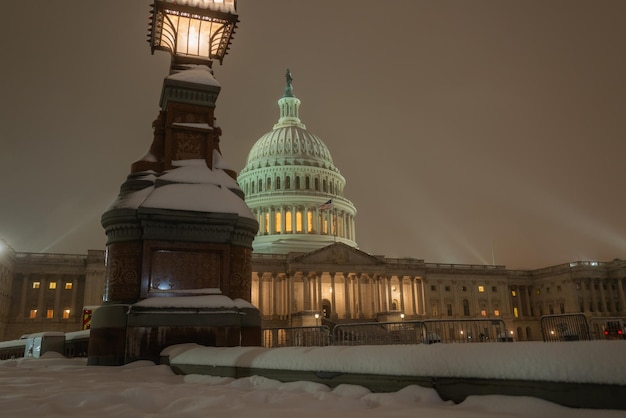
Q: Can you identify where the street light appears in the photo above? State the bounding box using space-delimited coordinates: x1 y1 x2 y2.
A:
148 0 239 68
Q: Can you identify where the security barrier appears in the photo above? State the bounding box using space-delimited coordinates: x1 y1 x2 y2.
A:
540 313 591 342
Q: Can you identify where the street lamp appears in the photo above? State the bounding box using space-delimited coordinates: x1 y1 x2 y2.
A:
148 0 239 68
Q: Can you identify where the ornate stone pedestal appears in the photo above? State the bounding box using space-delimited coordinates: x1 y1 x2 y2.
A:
88 65 259 366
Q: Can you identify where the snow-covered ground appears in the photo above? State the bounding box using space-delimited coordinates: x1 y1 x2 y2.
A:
1 342 625 417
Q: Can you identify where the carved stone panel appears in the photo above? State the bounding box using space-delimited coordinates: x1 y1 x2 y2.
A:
141 241 230 298
150 250 221 291
173 130 205 160
104 241 143 303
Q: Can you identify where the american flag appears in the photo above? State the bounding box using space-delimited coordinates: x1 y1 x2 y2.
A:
319 199 333 210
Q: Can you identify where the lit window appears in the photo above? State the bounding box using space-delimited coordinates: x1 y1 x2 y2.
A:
63 309 71 319
494 310 500 316
275 212 282 233
513 307 519 318
481 310 487 317
49 282 57 290
65 282 72 290
511 290 517 297
478 286 485 292
32 282 40 289
46 309 54 319
29 309 37 319
296 211 303 232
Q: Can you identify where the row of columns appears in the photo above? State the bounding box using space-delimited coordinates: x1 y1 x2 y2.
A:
511 278 626 318
255 206 355 241
254 271 425 320
577 278 626 314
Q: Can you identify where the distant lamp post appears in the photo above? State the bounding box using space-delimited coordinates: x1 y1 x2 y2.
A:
400 313 405 321
148 0 239 68
314 313 320 326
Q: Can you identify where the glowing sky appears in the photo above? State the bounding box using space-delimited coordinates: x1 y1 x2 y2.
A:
1 1 625 269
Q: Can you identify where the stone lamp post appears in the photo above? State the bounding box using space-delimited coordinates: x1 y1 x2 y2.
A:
88 0 260 365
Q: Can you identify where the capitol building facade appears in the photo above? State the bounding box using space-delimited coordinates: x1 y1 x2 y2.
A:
1 74 625 342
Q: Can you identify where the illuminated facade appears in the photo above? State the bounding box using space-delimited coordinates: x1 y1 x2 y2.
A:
1 74 625 342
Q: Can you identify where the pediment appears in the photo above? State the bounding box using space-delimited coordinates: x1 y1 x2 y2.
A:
289 242 384 266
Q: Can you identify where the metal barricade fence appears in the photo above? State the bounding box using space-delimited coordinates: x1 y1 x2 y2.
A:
332 321 425 346
422 319 511 343
262 326 331 348
588 316 626 340
540 313 591 342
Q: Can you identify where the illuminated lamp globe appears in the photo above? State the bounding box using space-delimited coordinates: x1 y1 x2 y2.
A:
148 0 238 67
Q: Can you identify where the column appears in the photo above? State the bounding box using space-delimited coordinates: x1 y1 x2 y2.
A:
599 279 608 313
580 280 590 312
270 273 277 318
399 276 406 313
280 207 286 234
590 279 598 313
53 277 62 320
317 272 323 313
343 273 351 319
36 275 46 320
357 274 364 318
524 286 532 317
617 278 626 314
17 274 29 320
411 277 418 316
291 205 297 234
304 207 309 234
330 272 338 319
257 272 265 316
70 278 79 320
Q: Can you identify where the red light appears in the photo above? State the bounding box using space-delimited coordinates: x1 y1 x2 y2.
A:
604 330 609 335
619 330 623 335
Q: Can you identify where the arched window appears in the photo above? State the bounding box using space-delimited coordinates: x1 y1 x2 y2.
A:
285 211 292 232
276 177 281 190
295 176 301 190
330 182 334 194
315 178 320 191
323 179 327 192
305 176 310 190
251 182 255 194
266 178 271 190
285 176 291 189
258 179 263 192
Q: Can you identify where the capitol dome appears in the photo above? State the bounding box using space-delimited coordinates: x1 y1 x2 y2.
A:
238 71 357 254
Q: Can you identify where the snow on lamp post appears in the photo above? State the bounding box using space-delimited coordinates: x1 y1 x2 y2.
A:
148 0 239 69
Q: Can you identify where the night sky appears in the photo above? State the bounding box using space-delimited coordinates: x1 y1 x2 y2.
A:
1 1 625 269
